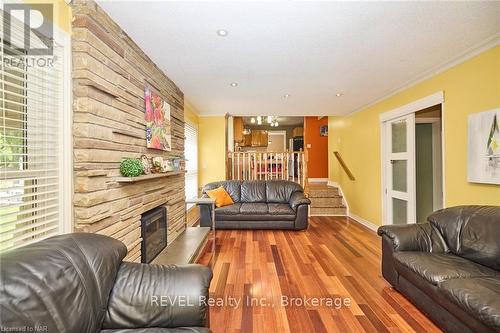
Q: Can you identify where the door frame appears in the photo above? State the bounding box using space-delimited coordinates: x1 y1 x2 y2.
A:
380 91 445 225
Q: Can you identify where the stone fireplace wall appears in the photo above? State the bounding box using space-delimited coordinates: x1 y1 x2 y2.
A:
72 0 186 262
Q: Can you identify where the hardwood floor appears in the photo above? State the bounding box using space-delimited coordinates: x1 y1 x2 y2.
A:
197 216 442 333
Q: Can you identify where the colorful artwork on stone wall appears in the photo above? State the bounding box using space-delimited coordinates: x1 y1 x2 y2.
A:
144 87 171 151
468 108 500 184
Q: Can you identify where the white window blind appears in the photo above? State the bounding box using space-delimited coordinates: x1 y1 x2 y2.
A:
0 12 66 251
184 121 198 204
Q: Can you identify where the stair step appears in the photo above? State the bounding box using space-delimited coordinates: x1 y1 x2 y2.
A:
307 187 339 197
310 207 347 216
309 197 344 207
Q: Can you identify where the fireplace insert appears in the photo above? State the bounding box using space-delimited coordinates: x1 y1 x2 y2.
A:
140 206 167 263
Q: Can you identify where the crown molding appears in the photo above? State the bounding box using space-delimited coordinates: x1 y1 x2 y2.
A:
346 33 500 117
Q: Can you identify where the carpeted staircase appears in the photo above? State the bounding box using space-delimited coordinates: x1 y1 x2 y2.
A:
305 183 347 216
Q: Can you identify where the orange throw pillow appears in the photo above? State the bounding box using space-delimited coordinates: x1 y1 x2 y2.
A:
206 186 234 208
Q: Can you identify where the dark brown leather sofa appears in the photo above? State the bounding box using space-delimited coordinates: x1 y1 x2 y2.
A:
200 180 311 230
0 233 213 333
378 206 500 333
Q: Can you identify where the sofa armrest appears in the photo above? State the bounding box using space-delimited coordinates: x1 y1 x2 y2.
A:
377 223 447 253
289 192 311 210
103 263 212 329
377 223 445 287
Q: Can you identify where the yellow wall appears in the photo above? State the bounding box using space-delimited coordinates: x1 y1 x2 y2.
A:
22 0 72 33
329 46 500 226
198 116 226 186
185 100 226 187
184 100 200 127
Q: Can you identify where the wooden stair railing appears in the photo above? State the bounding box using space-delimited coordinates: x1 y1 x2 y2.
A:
333 151 355 181
227 151 306 187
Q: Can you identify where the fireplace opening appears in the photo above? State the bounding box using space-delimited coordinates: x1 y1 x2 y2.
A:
141 206 167 263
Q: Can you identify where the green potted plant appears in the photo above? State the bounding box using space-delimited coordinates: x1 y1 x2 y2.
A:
120 158 144 177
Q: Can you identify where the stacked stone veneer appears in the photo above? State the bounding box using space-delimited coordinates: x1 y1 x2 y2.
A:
72 0 186 262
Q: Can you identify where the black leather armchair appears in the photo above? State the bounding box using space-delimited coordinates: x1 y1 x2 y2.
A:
199 180 310 230
378 206 500 333
0 233 213 333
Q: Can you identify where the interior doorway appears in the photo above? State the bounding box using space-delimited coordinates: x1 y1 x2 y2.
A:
380 92 445 225
415 106 443 223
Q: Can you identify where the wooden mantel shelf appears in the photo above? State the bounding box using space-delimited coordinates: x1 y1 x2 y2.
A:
114 170 186 183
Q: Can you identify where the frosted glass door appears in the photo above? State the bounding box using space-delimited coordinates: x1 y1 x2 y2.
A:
386 114 416 224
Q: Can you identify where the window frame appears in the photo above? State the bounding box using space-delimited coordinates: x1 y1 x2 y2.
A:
0 8 73 251
184 119 198 206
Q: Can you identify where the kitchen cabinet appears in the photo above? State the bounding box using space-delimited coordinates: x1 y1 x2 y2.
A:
243 133 252 146
251 130 268 147
292 127 303 138
233 117 244 143
240 130 268 147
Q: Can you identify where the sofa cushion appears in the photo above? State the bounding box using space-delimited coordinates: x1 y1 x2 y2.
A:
266 180 303 203
240 203 268 214
268 203 295 216
438 277 500 331
202 180 242 203
428 206 500 270
393 252 498 285
241 181 267 202
215 203 241 216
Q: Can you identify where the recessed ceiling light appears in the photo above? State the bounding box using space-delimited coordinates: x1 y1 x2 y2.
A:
336 93 343 97
230 82 238 87
283 94 291 98
217 29 228 37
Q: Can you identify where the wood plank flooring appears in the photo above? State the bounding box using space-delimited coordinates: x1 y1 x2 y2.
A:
196 216 442 333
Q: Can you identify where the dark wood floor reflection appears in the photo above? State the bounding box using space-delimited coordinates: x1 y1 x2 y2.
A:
197 216 442 333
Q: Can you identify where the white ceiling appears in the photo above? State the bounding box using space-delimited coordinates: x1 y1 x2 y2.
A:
97 1 500 116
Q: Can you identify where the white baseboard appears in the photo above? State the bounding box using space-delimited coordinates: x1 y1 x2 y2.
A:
310 213 346 217
349 213 379 232
308 178 328 183
326 180 349 215
327 180 338 187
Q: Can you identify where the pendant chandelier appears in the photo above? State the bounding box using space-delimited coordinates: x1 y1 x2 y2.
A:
250 116 279 127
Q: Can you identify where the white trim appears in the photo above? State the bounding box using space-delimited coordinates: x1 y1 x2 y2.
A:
380 92 445 226
381 113 416 225
379 91 443 122
348 34 500 116
327 180 338 188
441 103 447 206
327 180 349 215
348 213 378 232
308 178 328 183
60 28 73 233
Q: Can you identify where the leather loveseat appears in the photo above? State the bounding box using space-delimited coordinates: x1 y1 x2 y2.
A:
378 206 500 333
0 233 213 333
200 180 310 230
